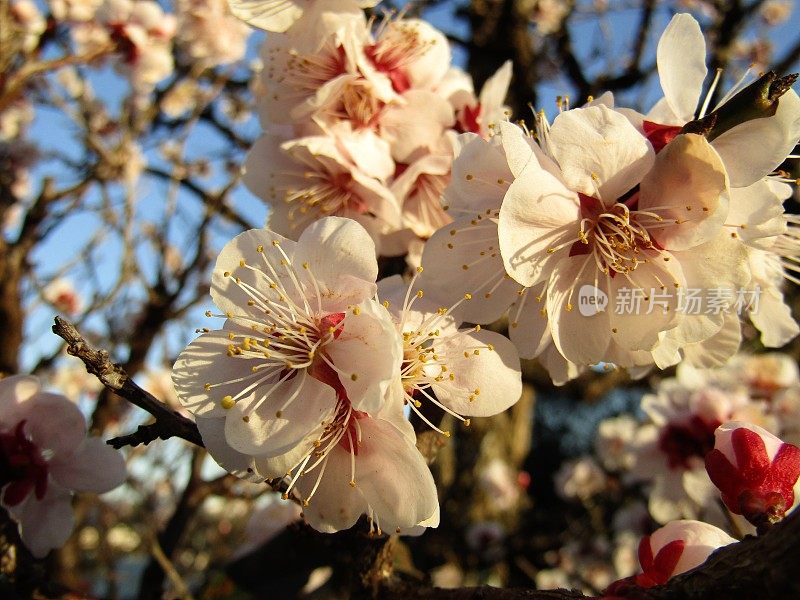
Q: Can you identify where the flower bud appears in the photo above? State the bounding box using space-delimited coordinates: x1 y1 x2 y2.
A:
705 421 800 531
635 520 736 587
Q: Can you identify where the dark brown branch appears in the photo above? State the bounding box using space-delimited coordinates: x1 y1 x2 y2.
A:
378 505 800 598
51 316 203 448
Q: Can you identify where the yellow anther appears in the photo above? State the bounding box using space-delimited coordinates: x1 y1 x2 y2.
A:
416 290 424 298
302 262 310 269
464 419 471 427
352 306 361 316
464 293 472 300
221 395 235 409
256 244 264 252
349 480 356 488
275 410 283 418
223 271 231 277
239 259 246 267
351 373 358 381
416 266 424 273
204 383 212 390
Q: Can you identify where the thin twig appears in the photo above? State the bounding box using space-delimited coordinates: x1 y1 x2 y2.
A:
51 316 203 448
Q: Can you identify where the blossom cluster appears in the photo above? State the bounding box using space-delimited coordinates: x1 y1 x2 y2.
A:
172 216 522 534
238 0 512 262
415 13 800 383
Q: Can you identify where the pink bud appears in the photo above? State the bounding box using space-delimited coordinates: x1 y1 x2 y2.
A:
705 421 800 531
635 520 736 588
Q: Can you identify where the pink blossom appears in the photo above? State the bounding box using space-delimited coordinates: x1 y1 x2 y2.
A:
635 520 736 587
705 421 800 530
0 376 126 557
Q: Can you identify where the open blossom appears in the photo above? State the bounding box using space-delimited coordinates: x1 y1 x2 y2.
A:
626 378 775 524
243 130 401 255
377 273 522 433
443 61 513 138
417 128 581 383
705 421 800 530
635 520 736 587
0 376 126 557
173 217 399 454
173 217 439 533
498 104 741 368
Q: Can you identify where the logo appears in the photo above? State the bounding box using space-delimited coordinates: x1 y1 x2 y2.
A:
578 284 608 317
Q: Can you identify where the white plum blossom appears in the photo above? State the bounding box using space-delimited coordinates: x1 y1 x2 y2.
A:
173 217 440 534
0 376 126 557
498 104 741 369
626 377 776 524
555 456 608 502
243 131 401 253
74 0 177 95
377 273 522 433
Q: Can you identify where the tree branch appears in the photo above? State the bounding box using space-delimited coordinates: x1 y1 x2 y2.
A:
51 316 203 449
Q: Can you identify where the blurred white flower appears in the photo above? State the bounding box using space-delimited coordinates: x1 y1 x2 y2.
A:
0 376 126 557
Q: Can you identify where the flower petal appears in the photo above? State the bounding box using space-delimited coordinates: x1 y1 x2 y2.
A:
293 216 379 312
7 484 74 558
196 416 265 482
433 329 521 417
712 89 800 187
172 328 263 418
419 217 520 324
327 300 401 414
656 14 707 122
224 374 336 458
548 105 655 203
355 416 439 533
50 437 126 493
498 164 579 287
639 134 728 251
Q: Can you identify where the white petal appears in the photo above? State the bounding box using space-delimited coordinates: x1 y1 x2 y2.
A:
750 287 799 348
211 227 298 320
50 438 126 493
546 259 612 365
294 216 379 312
607 254 683 352
17 392 86 456
712 89 800 187
499 121 538 178
639 134 728 251
224 375 336 457
433 329 521 417
682 311 742 368
172 328 263 418
8 485 75 558
327 300 401 414
508 284 551 359
548 105 655 203
538 343 583 385
419 217 519 324
355 417 439 532
656 14 707 122
295 445 367 533
649 520 736 577
228 0 303 32
0 375 41 425
498 164 579 287
195 417 265 482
